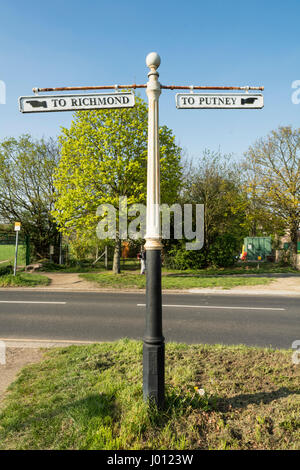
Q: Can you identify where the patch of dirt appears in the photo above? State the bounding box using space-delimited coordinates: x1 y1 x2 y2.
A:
232 276 300 292
0 348 44 407
41 273 99 290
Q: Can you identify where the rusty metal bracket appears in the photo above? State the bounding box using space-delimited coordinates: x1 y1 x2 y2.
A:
32 84 264 93
161 85 264 91
32 84 146 93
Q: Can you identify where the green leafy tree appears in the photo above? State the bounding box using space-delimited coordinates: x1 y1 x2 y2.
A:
164 151 250 269
244 126 300 266
53 95 182 273
182 151 247 264
0 135 60 260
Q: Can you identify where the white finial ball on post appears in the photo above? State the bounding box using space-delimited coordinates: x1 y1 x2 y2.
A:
146 52 161 69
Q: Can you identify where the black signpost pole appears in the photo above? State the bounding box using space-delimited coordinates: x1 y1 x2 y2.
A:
143 249 164 407
143 52 165 408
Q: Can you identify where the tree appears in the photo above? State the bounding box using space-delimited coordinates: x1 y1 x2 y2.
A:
243 126 300 266
53 95 182 273
181 150 248 266
165 150 248 269
0 134 60 259
241 156 285 240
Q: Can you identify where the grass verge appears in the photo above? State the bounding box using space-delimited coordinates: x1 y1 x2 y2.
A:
80 272 273 290
0 339 299 450
163 262 300 276
37 259 141 273
0 273 50 287
34 260 300 275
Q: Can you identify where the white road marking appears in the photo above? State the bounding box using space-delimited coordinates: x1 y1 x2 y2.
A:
0 337 94 344
0 301 66 305
137 304 285 311
0 337 97 348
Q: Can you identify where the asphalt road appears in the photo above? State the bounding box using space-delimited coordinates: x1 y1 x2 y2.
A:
0 291 299 349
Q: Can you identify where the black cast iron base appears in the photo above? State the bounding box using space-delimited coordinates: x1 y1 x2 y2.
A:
143 248 165 408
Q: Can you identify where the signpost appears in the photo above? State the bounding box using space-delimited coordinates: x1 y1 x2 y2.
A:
19 92 135 113
143 53 165 407
14 222 21 276
176 93 264 109
20 53 264 409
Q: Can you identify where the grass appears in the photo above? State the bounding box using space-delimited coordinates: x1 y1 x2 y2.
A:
0 339 299 450
40 261 109 273
34 260 300 275
0 272 50 287
163 262 300 276
40 259 141 273
0 244 26 266
80 272 274 290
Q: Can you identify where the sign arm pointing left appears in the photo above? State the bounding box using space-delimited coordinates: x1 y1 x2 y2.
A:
19 92 136 113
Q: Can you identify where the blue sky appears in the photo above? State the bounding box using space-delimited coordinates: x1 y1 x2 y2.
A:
0 0 299 161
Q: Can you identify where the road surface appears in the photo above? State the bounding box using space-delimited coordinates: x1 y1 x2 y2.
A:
0 291 299 349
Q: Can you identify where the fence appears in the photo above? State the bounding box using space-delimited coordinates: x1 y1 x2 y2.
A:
243 236 272 261
0 234 30 266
